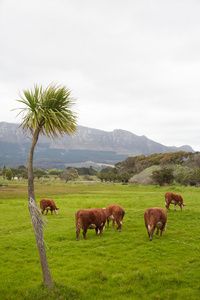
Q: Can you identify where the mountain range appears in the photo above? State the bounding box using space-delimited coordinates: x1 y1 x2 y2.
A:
0 122 194 170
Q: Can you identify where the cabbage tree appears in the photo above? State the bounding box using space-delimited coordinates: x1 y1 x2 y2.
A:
16 83 77 287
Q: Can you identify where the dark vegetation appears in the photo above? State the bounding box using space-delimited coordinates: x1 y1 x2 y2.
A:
98 151 200 185
1 151 200 186
116 151 200 186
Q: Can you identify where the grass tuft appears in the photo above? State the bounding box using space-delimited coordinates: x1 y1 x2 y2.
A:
23 282 81 300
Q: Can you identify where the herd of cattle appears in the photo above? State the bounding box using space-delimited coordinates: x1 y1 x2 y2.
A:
39 192 186 241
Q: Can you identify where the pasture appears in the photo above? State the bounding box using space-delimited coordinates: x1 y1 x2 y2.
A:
0 181 200 299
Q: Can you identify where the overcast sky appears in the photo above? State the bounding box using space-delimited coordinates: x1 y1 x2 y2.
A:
1 0 200 151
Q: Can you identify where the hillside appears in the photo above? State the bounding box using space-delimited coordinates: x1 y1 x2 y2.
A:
0 122 194 169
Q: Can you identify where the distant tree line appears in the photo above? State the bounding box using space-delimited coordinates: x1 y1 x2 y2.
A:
0 165 131 183
0 166 94 181
1 151 200 186
97 166 131 183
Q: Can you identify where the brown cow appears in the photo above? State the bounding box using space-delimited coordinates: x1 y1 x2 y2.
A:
40 198 59 215
75 208 106 241
104 204 125 232
165 192 186 211
144 207 167 241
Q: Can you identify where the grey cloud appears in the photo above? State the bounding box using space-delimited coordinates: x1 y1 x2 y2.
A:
1 0 200 151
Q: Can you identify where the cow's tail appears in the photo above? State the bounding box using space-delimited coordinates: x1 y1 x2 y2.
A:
147 221 154 241
147 222 152 235
75 212 82 229
77 216 82 229
75 213 82 241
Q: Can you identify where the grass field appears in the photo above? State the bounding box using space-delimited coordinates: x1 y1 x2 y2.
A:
0 180 200 299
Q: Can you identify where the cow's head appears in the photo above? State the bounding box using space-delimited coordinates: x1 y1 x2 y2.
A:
55 208 59 214
108 214 115 221
180 204 186 210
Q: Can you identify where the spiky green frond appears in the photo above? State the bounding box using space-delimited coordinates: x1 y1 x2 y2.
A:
15 83 77 138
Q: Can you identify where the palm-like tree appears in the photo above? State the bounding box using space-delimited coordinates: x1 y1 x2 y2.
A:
16 83 77 287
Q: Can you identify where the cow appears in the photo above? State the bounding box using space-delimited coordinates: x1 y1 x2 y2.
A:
40 198 59 215
75 208 106 241
144 207 167 241
165 192 186 211
104 204 125 232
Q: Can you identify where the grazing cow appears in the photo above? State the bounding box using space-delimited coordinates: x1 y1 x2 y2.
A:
104 204 125 232
144 207 167 241
75 208 106 241
40 198 59 215
165 192 186 211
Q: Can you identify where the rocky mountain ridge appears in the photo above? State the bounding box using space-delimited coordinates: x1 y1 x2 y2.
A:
0 122 194 169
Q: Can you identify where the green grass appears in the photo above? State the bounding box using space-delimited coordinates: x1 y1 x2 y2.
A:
0 181 200 299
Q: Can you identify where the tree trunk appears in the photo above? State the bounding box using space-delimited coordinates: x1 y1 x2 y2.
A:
28 126 53 287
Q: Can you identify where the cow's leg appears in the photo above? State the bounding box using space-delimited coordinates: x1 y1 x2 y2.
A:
45 209 48 215
160 227 164 236
95 228 98 235
107 218 110 227
83 228 87 240
156 229 159 235
112 220 115 228
166 204 170 211
76 225 81 241
165 201 167 210
99 224 105 237
165 200 170 211
163 223 167 232
174 204 176 211
160 222 167 236
76 228 80 241
116 219 122 232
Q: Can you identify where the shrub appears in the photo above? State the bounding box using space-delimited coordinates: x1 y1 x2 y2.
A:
151 168 174 186
5 168 13 180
